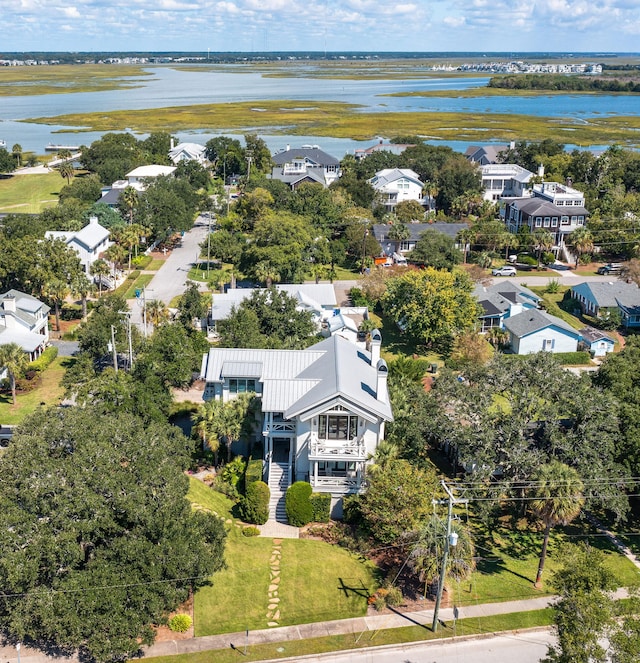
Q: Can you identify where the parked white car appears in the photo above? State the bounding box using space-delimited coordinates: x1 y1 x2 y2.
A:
491 266 517 277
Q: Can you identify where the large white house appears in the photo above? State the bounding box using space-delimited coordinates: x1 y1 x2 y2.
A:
46 216 112 274
200 331 393 519
0 290 50 361
368 168 425 213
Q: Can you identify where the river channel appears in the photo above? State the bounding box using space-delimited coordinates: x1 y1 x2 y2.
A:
1 65 639 156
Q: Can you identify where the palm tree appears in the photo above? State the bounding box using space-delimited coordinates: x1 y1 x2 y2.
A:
144 299 170 328
566 227 594 269
120 186 139 225
367 440 400 476
255 261 280 288
90 258 111 295
0 342 28 405
11 144 22 167
105 244 127 280
58 161 74 185
70 272 94 319
410 516 475 598
530 460 585 588
456 227 476 264
388 222 410 242
192 400 223 465
532 229 555 267
43 278 69 332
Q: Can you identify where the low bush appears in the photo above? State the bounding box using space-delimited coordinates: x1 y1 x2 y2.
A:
239 480 270 525
310 492 331 523
349 287 371 308
541 251 555 265
220 456 246 488
27 346 58 373
60 303 83 321
517 254 538 266
132 255 152 269
168 614 192 633
245 458 263 488
285 481 313 527
242 525 261 537
211 477 240 501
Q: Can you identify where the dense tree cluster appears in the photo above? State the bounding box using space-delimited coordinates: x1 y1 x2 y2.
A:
489 73 640 93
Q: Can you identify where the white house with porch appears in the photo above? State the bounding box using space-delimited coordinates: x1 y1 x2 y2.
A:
0 290 50 370
199 331 393 520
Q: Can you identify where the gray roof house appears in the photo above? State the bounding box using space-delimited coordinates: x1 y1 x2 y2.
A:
0 290 50 361
571 281 640 328
200 331 392 520
270 145 341 189
373 222 469 256
473 281 540 332
503 308 582 354
579 327 615 357
465 144 509 165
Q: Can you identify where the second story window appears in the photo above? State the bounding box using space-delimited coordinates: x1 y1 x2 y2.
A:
229 378 256 394
318 414 357 440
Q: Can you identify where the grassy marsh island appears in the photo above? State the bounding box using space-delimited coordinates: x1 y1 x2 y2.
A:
26 101 640 146
0 64 152 96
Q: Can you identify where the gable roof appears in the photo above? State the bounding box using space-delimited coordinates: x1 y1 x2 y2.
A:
201 334 392 422
473 281 540 313
369 168 423 189
466 145 509 164
169 142 205 163
272 146 339 167
503 308 581 339
0 290 50 327
571 281 640 310
580 327 614 345
126 165 176 179
508 197 589 217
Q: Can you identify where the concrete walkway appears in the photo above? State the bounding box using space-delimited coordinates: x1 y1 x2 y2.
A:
1 589 632 663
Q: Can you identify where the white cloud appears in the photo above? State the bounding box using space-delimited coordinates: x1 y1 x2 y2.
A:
443 15 465 27
62 7 81 17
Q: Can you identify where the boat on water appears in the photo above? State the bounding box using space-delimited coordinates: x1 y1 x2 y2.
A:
45 143 80 152
0 139 6 149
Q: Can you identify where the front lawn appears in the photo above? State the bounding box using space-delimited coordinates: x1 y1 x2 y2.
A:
187 478 378 636
454 516 640 606
529 285 584 331
0 172 62 213
0 356 71 425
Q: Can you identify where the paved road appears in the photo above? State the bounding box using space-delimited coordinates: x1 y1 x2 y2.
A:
295 629 554 663
127 216 210 333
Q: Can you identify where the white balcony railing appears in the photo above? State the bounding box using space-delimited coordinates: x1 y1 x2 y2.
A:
311 475 363 493
264 421 296 434
309 438 367 460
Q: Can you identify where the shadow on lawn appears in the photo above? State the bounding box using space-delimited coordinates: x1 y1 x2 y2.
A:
337 577 370 599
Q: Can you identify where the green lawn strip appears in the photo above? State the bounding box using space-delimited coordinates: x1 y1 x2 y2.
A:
0 172 61 213
528 285 584 331
146 610 553 663
120 273 154 299
0 356 72 425
25 103 640 146
455 519 640 607
146 258 167 271
332 266 360 280
368 311 442 365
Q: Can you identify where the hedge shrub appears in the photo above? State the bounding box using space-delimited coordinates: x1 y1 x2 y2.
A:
285 481 313 526
168 614 192 632
27 346 58 373
245 458 263 488
60 303 83 321
239 480 270 525
242 525 261 537
310 492 331 523
517 254 538 266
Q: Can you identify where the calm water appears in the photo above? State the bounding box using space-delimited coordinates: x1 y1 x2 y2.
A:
0 66 637 156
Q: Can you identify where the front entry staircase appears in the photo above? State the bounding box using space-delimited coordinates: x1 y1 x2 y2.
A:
268 461 290 523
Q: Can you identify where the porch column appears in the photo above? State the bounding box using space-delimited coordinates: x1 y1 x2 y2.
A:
313 461 317 488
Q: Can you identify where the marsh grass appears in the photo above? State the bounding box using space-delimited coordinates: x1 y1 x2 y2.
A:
28 101 640 146
0 64 151 96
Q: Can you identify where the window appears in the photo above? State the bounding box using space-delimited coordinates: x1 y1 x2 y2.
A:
543 339 555 351
543 217 551 227
557 200 564 206
571 216 578 223
229 378 256 394
551 217 558 227
561 216 570 225
535 217 542 228
318 414 358 440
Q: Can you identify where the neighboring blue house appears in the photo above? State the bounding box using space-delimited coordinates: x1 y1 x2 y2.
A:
503 309 582 354
570 281 640 328
580 327 615 357
473 281 540 332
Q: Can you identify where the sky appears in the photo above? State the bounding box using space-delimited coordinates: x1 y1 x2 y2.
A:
3 0 640 54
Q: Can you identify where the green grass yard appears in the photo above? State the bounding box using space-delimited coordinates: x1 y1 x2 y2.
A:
187 478 378 636
0 172 61 213
0 356 71 425
529 285 584 331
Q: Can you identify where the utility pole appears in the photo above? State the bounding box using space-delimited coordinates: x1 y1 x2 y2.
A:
142 285 148 338
207 212 212 280
110 324 118 373
432 480 468 632
119 311 134 370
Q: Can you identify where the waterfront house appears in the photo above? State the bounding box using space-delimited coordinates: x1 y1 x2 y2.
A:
200 331 393 518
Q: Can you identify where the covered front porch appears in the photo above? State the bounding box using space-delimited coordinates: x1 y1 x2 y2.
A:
309 460 366 494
